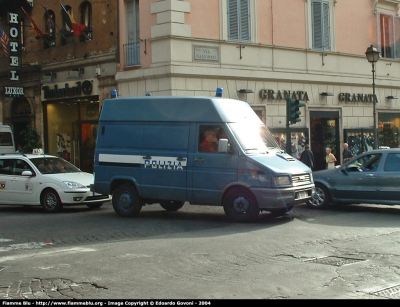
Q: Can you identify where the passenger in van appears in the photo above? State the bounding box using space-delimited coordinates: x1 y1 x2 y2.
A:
200 129 219 152
217 128 228 140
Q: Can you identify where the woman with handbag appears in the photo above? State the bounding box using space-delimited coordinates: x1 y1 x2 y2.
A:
325 147 337 169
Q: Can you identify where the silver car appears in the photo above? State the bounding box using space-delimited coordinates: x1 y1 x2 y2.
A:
0 151 111 212
308 148 400 209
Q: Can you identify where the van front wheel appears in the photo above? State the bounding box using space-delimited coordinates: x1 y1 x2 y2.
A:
223 188 260 222
112 184 143 217
160 200 185 211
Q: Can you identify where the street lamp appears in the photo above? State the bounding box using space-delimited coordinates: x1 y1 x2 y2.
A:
365 45 380 149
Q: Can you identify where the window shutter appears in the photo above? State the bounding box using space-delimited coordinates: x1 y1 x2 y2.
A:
393 16 400 59
312 0 330 50
312 1 322 49
322 2 330 50
239 0 250 41
228 0 239 40
228 0 250 42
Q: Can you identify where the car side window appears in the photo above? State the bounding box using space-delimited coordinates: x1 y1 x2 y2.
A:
346 154 381 172
0 159 13 175
384 153 400 171
13 159 33 176
362 154 381 172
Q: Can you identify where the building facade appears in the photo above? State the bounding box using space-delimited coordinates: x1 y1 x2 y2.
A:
115 0 400 171
1 0 400 172
0 0 118 172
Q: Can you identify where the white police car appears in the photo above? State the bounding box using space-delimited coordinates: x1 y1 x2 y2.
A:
0 149 111 212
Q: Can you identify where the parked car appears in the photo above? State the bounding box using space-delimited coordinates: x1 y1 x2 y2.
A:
0 150 111 212
308 148 400 209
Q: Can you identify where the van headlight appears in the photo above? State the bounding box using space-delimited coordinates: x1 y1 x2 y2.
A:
63 181 86 189
273 176 291 186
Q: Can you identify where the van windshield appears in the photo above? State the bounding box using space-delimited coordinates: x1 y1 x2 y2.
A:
229 123 281 154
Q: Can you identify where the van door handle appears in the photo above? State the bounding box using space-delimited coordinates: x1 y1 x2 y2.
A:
194 158 204 163
143 156 152 159
177 157 186 161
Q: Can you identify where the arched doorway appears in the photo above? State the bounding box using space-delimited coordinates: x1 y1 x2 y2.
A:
11 97 34 149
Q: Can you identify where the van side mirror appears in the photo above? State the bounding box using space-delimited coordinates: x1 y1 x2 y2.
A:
218 139 229 153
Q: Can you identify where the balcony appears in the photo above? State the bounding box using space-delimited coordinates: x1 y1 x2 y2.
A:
123 42 141 67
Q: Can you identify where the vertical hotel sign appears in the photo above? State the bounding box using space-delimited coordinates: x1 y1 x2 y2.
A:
4 12 24 98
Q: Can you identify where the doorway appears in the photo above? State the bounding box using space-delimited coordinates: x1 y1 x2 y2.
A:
80 122 98 173
310 111 340 171
11 97 33 150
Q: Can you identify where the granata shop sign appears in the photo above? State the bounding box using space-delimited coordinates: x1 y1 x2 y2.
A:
259 89 376 103
259 89 309 101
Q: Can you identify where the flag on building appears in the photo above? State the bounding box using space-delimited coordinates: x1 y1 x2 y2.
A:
21 7 45 38
0 26 9 57
60 1 86 36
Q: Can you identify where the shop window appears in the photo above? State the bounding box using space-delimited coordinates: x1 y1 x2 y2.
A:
379 121 399 148
270 129 309 159
378 113 400 148
79 1 92 42
344 129 375 157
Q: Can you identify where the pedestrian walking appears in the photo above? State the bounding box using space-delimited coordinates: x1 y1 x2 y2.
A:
342 142 354 163
299 144 314 170
325 147 337 169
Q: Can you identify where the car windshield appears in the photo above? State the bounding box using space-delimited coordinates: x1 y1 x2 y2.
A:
228 123 282 154
29 157 81 174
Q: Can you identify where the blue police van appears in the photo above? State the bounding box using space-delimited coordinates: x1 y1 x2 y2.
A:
94 96 315 222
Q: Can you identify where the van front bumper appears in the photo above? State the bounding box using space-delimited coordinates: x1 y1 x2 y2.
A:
251 184 315 209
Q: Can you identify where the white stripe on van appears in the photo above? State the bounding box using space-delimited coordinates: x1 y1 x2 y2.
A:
99 154 187 168
99 154 142 164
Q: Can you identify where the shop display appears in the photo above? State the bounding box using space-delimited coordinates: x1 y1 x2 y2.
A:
272 131 308 159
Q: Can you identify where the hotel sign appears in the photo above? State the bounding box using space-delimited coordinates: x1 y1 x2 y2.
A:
4 86 24 97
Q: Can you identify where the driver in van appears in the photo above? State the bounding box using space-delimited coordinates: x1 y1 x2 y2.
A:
201 129 219 152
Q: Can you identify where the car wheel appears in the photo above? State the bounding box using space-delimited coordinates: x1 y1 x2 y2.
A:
223 187 260 223
86 203 103 209
112 184 143 217
307 184 330 209
41 188 63 213
159 200 185 211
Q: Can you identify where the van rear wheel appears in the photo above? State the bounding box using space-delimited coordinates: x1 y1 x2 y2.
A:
159 200 185 211
112 184 143 217
223 187 260 222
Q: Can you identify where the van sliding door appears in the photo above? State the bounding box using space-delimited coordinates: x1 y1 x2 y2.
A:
140 123 190 201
